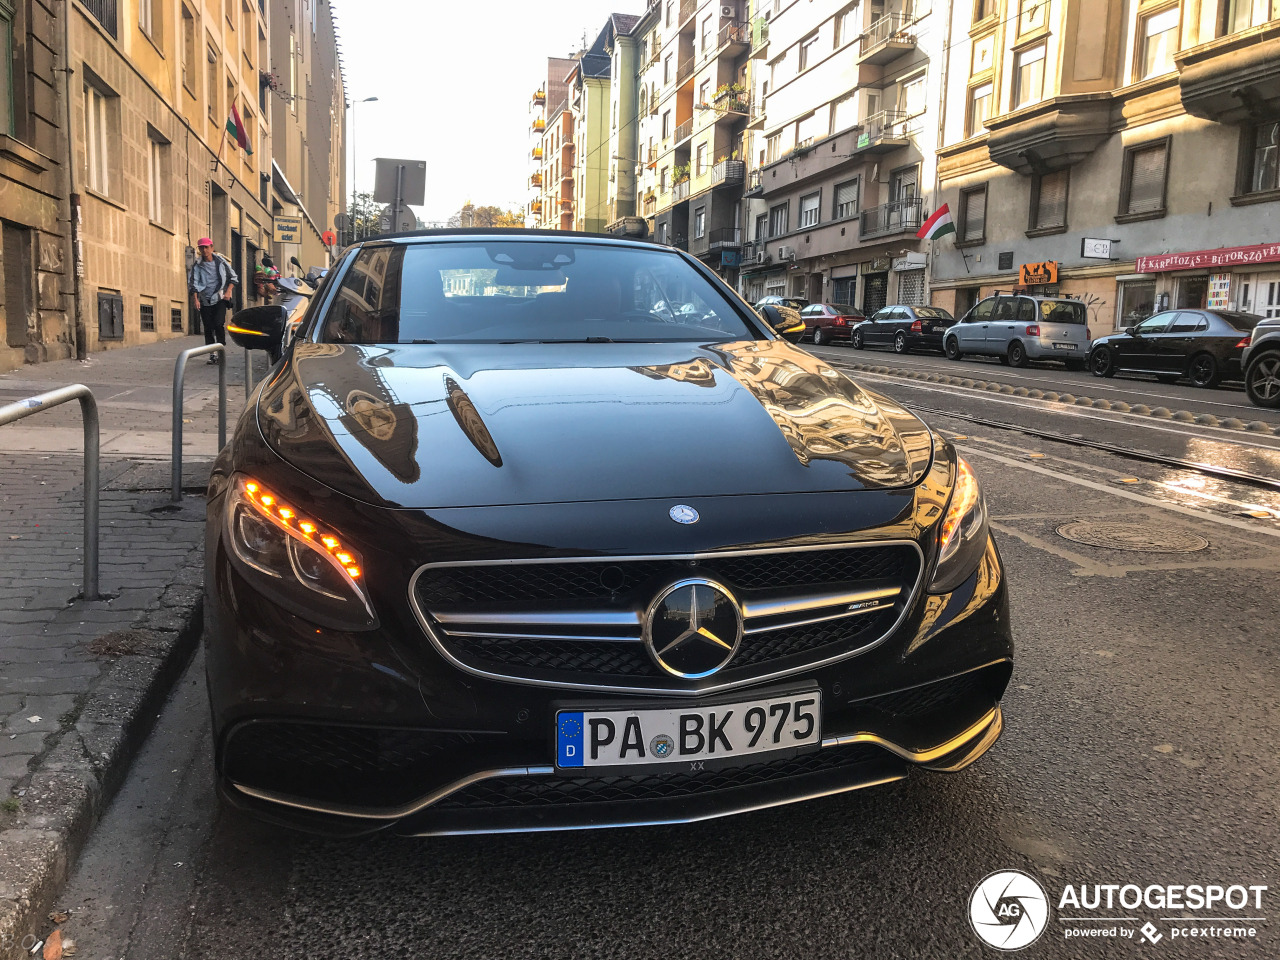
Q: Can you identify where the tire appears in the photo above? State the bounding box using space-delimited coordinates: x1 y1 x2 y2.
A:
1064 359 1086 372
813 327 826 346
945 337 963 360
1007 341 1028 367
893 331 909 354
1090 348 1116 378
1188 352 1220 388
852 329 864 350
1245 351 1280 408
1156 374 1179 384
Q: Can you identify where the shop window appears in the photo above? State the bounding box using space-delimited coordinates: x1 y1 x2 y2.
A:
1012 44 1046 109
1029 169 1068 233
1177 276 1209 309
833 277 856 304
966 83 993 137
1118 138 1170 219
1136 7 1179 81
959 185 987 242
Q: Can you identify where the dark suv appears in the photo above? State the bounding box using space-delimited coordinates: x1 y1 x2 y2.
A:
1243 316 1280 408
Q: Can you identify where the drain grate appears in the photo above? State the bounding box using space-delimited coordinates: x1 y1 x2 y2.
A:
1055 521 1208 553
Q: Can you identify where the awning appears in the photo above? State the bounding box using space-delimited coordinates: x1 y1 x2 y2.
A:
1136 242 1280 273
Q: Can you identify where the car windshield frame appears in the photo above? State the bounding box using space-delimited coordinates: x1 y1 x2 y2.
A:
310 238 769 346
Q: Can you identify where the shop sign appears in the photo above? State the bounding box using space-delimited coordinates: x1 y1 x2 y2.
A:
867 257 891 272
720 249 742 268
1019 260 1059 285
1208 273 1231 309
1081 238 1114 259
891 252 927 272
272 216 303 243
1136 242 1280 273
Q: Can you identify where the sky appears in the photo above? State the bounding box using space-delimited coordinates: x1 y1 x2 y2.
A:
337 0 633 225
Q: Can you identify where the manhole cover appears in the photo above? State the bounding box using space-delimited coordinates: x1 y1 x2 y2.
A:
1055 521 1208 553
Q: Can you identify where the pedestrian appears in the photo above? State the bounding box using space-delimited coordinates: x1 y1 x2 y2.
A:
188 237 239 364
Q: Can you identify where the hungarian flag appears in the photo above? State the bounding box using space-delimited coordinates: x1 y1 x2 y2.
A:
917 203 955 241
226 104 253 155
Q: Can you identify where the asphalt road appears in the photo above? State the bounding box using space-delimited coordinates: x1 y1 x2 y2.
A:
52 375 1280 960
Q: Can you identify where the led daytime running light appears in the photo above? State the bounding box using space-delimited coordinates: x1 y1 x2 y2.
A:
242 479 362 580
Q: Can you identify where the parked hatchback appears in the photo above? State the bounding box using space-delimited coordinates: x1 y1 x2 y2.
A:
944 295 1089 369
1090 309 1261 388
800 302 865 345
854 305 954 354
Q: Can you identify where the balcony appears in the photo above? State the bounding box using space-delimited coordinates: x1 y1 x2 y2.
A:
529 173 542 188
1177 23 1280 125
532 88 546 106
676 56 695 87
854 110 914 153
709 227 742 250
663 235 690 252
531 146 543 160
749 17 769 58
675 118 694 143
673 179 691 202
678 0 696 26
531 117 546 133
744 169 763 196
530 201 543 215
857 12 919 65
711 159 745 188
643 195 657 216
859 197 923 240
717 20 750 55
712 89 751 117
984 95 1112 175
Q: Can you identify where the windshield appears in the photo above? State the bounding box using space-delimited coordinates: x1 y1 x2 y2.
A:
317 241 758 344
1039 300 1087 325
830 304 858 314
916 307 952 320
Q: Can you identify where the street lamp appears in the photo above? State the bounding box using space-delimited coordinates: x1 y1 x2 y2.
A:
347 96 378 240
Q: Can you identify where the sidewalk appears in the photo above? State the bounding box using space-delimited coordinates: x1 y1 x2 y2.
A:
0 338 257 955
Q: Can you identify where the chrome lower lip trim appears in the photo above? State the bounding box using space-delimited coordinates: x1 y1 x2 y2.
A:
406 540 927 696
227 705 1001 824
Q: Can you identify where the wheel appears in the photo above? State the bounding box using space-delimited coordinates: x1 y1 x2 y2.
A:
852 329 864 350
1007 341 1028 367
893 331 909 354
1245 351 1280 408
1188 352 1220 388
1090 348 1116 378
1155 374 1179 384
1064 359 1086 372
812 327 826 346
945 337 963 360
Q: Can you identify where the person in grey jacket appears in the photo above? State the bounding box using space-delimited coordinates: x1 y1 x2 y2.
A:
188 237 239 364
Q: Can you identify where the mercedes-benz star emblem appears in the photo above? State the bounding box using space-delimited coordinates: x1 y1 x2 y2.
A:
642 578 743 679
669 504 699 524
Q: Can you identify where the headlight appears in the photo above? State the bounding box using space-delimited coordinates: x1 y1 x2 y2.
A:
224 475 377 629
928 457 990 594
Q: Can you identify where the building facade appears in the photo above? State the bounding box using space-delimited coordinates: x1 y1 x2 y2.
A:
932 0 1280 337
567 27 616 234
529 56 578 230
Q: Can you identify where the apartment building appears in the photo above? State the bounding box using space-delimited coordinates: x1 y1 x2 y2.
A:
932 0 1280 336
1 0 72 372
739 0 946 314
528 56 576 229
601 14 643 234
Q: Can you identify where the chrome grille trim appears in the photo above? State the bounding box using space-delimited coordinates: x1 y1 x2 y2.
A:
407 540 926 695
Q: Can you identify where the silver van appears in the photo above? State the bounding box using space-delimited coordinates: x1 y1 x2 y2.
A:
944 294 1090 369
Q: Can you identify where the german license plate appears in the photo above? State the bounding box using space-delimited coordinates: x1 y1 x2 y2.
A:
1053 341 1075 350
555 691 821 772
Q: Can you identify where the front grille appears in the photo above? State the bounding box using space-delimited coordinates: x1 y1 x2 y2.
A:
435 744 888 809
413 543 923 690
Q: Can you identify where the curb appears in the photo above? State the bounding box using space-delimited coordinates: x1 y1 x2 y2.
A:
829 359 1280 437
0 569 204 960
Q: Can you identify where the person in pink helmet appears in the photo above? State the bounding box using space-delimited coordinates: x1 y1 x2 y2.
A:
187 237 239 364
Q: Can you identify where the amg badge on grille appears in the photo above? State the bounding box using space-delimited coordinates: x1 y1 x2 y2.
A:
669 504 699 524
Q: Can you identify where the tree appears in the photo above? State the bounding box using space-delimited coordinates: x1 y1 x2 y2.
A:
345 191 382 243
452 202 526 229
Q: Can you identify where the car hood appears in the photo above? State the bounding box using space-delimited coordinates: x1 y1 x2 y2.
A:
255 340 934 509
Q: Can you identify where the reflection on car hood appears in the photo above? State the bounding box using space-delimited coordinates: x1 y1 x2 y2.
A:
255 340 934 509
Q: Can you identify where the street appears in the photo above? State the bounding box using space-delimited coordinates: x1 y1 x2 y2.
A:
51 364 1280 960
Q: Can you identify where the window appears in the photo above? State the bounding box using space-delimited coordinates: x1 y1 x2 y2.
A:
1225 0 1274 33
831 91 858 133
799 31 821 71
1119 138 1170 217
1029 169 1068 231
702 13 713 51
242 3 254 62
901 73 927 117
0 0 13 136
699 78 711 106
765 131 782 162
147 133 168 224
768 202 789 237
695 142 707 175
834 179 859 218
289 33 297 114
799 192 820 227
639 87 648 116
754 212 767 241
3 221 33 347
1013 44 1046 108
959 185 987 241
665 0 673 25
84 84 112 194
967 82 993 136
1137 7 1179 80
662 109 671 139
1018 0 1047 34
694 206 706 239
1245 119 1279 194
660 165 669 191
241 106 255 170
140 302 155 332
181 6 197 92
797 110 825 144
835 3 861 47
973 0 993 20
139 0 161 39
171 306 185 332
208 43 220 120
664 54 673 84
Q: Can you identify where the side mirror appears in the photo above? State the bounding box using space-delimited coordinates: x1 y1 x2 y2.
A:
226 304 288 354
1126 326 1138 336
760 305 806 344
290 256 303 270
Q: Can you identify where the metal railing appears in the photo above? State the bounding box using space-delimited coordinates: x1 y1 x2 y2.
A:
859 197 924 239
643 195 657 215
675 118 693 142
857 109 915 148
0 385 101 600
711 159 746 186
709 227 743 248
172 344 227 502
679 0 696 23
673 179 691 201
744 169 764 195
750 17 770 52
676 56 695 86
858 12 919 58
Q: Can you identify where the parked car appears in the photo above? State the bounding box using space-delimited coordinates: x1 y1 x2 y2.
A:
944 294 1090 369
1089 308 1261 388
853 305 954 354
799 302 865 345
754 295 810 312
216 230 1012 836
1243 315 1280 407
